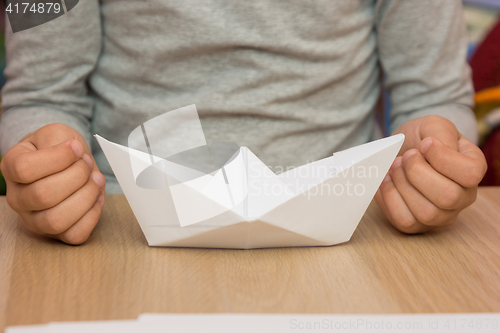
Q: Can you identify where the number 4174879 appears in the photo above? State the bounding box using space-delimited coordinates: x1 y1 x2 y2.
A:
6 2 62 14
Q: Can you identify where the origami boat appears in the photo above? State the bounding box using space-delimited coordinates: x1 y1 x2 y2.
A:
96 105 404 249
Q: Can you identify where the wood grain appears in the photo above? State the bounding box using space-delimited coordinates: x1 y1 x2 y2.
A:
0 199 19 331
1 188 499 331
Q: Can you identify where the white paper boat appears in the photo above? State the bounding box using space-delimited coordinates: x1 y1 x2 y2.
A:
95 114 404 249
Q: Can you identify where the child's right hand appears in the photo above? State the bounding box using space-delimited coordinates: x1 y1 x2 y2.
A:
0 123 106 244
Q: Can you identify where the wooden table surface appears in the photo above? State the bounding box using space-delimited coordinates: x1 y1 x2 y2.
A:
1 188 500 331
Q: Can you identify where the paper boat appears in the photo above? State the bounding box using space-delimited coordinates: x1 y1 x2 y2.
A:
96 123 403 249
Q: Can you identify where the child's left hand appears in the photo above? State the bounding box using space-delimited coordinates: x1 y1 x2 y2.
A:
375 115 487 233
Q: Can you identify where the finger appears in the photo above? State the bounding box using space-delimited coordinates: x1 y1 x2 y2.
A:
379 158 430 234
0 142 36 184
16 210 44 235
402 149 475 211
30 123 79 149
14 155 94 212
375 178 395 225
28 171 106 235
391 159 458 227
419 136 487 188
57 193 105 245
419 115 460 151
1 140 84 184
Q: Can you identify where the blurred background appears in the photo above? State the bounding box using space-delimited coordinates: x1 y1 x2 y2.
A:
464 0 500 186
0 1 499 195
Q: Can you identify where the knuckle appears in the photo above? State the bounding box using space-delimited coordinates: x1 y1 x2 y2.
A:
37 123 72 137
426 116 455 131
417 206 440 225
60 230 89 245
463 163 486 187
12 155 33 183
6 192 21 212
63 160 92 192
60 212 101 246
38 210 67 235
33 124 77 149
394 213 418 233
75 159 92 181
31 183 54 208
390 171 402 187
397 221 427 234
436 186 461 209
403 157 423 180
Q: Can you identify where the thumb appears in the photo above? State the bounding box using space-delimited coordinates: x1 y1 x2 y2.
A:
419 135 487 188
30 124 81 150
418 116 460 152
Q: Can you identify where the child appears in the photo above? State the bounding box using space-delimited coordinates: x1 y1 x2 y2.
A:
0 0 486 244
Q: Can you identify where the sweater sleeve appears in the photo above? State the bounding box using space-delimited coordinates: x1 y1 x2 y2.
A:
375 0 478 143
0 0 102 156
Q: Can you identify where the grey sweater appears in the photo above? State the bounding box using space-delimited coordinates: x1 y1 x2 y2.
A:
0 0 476 193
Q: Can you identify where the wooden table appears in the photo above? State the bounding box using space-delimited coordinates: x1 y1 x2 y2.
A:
1 188 499 331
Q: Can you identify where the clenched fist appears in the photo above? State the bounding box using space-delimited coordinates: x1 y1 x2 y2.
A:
376 115 487 234
0 123 106 244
